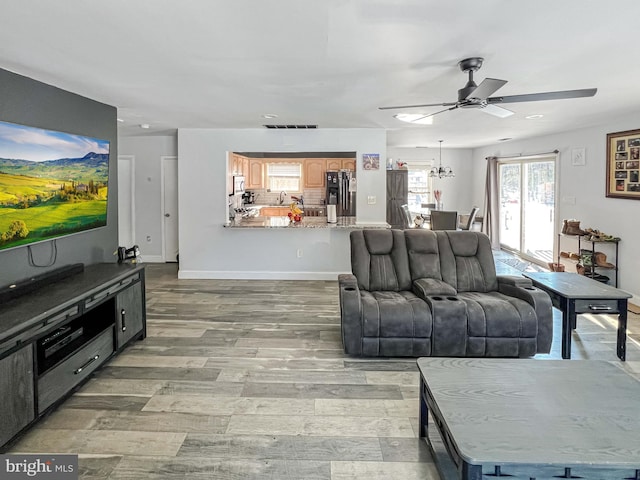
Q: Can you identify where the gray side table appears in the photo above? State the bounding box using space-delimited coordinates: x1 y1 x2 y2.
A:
523 272 631 360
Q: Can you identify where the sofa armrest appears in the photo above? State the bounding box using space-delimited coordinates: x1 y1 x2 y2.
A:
338 274 363 355
412 278 457 300
498 281 553 354
497 275 533 288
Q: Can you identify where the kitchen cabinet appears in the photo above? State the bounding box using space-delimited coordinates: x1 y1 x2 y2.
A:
342 158 356 171
326 158 356 172
241 156 249 178
247 159 263 189
326 159 342 171
304 158 326 188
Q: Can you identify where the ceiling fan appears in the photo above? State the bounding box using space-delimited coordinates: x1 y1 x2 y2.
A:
379 57 597 119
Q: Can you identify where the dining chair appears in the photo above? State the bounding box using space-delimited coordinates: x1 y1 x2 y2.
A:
400 204 414 228
430 210 458 230
458 206 479 230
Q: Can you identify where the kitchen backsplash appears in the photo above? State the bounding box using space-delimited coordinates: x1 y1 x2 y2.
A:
246 188 325 206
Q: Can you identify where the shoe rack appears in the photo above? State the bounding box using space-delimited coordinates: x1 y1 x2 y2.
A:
557 233 620 287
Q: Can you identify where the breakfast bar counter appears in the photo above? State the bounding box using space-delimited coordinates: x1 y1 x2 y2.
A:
225 216 389 229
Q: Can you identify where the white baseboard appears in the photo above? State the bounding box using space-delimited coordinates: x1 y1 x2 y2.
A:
177 270 345 281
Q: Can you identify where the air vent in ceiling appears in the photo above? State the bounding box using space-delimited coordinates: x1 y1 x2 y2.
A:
264 124 318 129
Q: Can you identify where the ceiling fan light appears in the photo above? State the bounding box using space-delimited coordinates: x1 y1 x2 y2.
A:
393 113 433 125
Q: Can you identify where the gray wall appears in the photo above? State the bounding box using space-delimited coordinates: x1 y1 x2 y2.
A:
0 68 118 286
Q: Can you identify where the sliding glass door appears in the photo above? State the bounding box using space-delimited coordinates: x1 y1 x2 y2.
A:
499 156 556 264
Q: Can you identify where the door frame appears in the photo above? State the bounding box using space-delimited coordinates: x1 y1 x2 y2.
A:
160 156 178 262
498 152 559 266
117 155 136 247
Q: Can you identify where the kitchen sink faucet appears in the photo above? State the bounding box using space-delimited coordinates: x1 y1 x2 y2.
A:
278 191 287 204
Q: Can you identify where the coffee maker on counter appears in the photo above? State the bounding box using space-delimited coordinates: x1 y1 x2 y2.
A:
241 190 256 205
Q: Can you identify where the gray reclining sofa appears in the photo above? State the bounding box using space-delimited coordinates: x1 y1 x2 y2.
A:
339 229 553 357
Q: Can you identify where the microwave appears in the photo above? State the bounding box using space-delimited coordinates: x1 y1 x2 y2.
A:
233 176 245 195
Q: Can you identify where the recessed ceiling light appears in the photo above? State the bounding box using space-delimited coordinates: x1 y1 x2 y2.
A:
393 113 434 125
140 124 150 129
262 114 278 119
525 114 544 119
117 118 124 123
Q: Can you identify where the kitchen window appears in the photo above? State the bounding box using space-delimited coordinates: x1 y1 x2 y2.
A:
266 162 302 193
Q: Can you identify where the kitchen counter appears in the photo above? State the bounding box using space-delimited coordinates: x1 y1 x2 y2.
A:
225 216 389 229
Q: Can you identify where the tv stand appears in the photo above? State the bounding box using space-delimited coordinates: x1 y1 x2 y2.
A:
0 263 146 448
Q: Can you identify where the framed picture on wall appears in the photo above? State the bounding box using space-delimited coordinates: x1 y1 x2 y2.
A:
606 128 640 199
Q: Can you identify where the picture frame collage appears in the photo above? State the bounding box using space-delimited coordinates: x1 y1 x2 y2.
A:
606 128 640 199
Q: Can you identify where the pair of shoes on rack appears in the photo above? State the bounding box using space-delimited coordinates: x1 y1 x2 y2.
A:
594 251 615 268
562 219 585 236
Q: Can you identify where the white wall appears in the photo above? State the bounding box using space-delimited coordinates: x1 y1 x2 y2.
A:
469 112 640 301
118 135 178 261
177 128 387 279
387 147 475 214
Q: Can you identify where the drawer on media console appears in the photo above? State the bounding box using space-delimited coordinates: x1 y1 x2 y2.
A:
574 299 621 314
37 327 114 414
84 273 140 310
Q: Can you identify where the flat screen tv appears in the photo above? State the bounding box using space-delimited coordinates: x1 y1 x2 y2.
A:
0 120 109 252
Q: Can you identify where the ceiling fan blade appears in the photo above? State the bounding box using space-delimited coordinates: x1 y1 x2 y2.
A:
487 88 597 104
379 101 457 110
420 105 459 118
467 78 507 100
480 104 514 118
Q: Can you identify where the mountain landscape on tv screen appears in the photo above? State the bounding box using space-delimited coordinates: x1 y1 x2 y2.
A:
0 151 109 251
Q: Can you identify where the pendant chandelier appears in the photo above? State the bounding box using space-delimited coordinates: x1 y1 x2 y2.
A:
429 140 455 178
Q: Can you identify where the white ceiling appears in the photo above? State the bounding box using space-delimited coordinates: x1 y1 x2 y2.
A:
1 0 638 148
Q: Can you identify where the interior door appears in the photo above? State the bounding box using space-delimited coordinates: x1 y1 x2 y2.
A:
117 155 135 247
162 156 179 262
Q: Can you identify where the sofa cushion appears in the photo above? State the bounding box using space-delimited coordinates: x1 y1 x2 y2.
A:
361 290 432 339
404 229 444 281
437 231 498 293
350 230 411 291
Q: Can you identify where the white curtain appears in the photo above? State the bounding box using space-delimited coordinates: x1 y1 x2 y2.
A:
482 156 500 249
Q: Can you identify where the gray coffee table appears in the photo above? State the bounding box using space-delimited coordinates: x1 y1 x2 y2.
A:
418 358 640 480
522 272 631 360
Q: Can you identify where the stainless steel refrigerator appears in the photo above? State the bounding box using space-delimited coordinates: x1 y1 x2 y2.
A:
326 171 356 216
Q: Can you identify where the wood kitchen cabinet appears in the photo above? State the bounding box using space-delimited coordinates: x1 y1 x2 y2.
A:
326 159 342 171
247 159 263 189
304 158 326 188
342 158 356 171
326 158 356 172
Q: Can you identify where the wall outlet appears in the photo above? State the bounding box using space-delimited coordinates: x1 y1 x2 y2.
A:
297 248 303 258
367 195 376 204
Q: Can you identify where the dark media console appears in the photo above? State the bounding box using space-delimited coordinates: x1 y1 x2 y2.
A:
0 263 146 448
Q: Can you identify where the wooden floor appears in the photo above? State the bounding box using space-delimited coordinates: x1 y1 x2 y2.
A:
8 261 640 479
